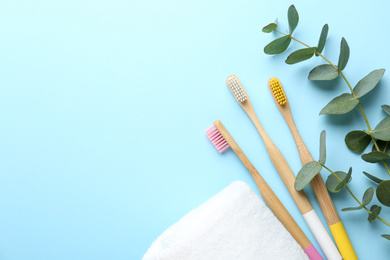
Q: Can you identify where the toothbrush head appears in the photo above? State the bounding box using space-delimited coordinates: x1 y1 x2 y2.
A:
268 77 287 106
226 75 247 103
205 124 230 153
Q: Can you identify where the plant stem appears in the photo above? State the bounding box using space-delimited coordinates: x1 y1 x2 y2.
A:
322 165 390 226
384 142 389 153
274 30 390 175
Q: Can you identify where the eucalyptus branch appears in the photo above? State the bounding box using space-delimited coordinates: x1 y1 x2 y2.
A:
273 27 390 176
262 4 390 239
323 165 390 226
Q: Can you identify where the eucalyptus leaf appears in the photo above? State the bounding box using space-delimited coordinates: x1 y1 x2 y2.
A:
345 130 372 153
336 167 352 191
377 180 390 206
319 93 359 115
368 205 381 223
285 47 317 64
342 205 363 211
361 151 390 163
262 23 277 33
382 234 390 240
326 168 352 193
353 69 385 98
338 37 350 71
264 36 292 55
342 187 374 211
288 5 299 34
315 24 328 56
362 187 375 206
308 64 339 81
372 117 390 141
382 105 390 116
363 171 384 184
294 161 322 191
319 130 326 165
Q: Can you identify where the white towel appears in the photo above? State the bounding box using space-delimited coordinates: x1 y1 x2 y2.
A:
143 181 309 260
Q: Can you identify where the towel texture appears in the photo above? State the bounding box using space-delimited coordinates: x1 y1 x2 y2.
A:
143 181 309 260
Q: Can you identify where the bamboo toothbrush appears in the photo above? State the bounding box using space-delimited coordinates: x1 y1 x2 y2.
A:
205 119 323 260
268 77 357 260
226 75 340 260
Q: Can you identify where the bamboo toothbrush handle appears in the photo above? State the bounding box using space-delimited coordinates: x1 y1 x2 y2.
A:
214 120 312 251
310 175 340 224
247 111 313 215
234 144 311 250
285 117 357 260
287 119 341 224
243 161 315 251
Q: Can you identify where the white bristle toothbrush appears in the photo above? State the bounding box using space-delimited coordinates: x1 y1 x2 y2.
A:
205 119 323 260
268 77 357 260
226 75 340 260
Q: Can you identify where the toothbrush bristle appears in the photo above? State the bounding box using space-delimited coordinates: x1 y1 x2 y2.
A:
205 125 230 153
227 75 247 103
269 77 287 105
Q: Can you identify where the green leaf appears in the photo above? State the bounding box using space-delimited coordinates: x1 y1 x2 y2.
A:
337 37 350 71
362 187 375 205
368 205 381 223
262 22 277 33
319 93 359 115
264 36 292 55
372 117 390 141
342 187 374 211
342 205 363 211
285 47 317 64
363 171 384 184
382 234 390 240
353 69 386 98
315 24 328 56
377 180 390 206
345 130 372 153
288 5 299 34
319 130 326 165
336 167 352 190
294 161 323 191
361 151 390 163
326 168 352 193
308 64 339 81
382 105 390 116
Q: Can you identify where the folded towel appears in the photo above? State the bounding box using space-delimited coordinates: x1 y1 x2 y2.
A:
143 181 309 260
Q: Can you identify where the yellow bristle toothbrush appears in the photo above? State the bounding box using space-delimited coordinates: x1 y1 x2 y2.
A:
268 77 357 260
226 75 341 260
205 119 322 260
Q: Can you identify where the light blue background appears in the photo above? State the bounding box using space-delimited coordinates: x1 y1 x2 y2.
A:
0 0 389 259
